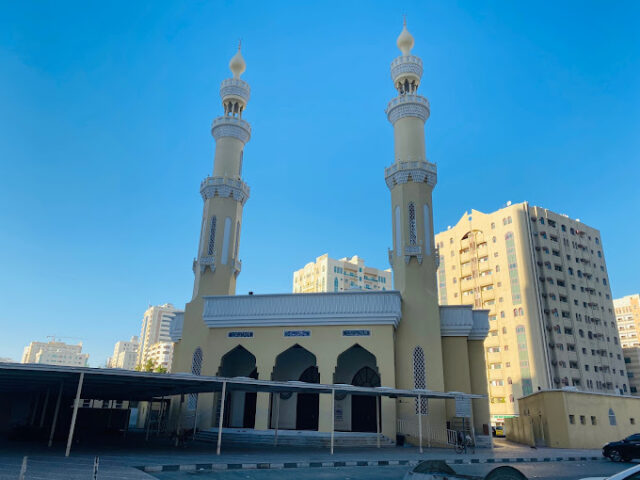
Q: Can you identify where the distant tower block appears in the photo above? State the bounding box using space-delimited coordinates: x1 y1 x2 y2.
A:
193 44 251 298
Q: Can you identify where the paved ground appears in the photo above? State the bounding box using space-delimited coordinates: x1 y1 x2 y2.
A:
0 434 610 480
149 462 638 480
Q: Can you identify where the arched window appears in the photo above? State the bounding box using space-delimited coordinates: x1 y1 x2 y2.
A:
507 377 513 385
234 221 240 259
188 347 203 410
423 204 431 255
413 346 427 415
221 217 231 265
394 206 401 256
609 408 617 426
207 217 217 255
408 203 417 245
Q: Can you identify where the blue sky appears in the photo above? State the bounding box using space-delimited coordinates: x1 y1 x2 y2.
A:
1 1 638 366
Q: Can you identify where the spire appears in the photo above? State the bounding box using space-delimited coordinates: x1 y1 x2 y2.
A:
229 41 246 79
396 18 415 55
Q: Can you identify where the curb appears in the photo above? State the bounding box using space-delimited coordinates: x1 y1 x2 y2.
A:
137 455 604 473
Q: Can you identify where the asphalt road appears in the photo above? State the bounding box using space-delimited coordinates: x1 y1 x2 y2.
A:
151 461 637 480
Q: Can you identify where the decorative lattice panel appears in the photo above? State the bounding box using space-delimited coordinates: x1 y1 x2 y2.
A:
188 348 203 410
408 203 417 245
413 346 428 415
207 217 217 255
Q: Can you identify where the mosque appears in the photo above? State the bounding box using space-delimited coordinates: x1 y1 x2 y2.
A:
169 22 490 444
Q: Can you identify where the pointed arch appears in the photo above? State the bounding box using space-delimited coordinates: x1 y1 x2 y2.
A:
221 217 231 265
423 204 431 255
394 206 401 256
187 347 203 410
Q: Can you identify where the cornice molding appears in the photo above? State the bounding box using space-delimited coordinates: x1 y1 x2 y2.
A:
202 291 402 329
469 310 490 341
220 78 251 103
211 116 251 144
390 55 424 83
385 160 437 190
200 176 250 206
386 94 430 124
440 305 475 337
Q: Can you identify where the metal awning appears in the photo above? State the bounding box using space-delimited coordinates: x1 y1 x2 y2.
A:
0 362 483 400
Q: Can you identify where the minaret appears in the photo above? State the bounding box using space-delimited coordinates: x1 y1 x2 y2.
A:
386 22 446 425
192 44 251 298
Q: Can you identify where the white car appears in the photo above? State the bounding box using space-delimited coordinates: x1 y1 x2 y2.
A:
581 464 640 480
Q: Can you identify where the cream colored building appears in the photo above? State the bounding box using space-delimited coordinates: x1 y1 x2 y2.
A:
145 341 174 372
293 254 392 293
614 294 640 348
435 203 629 425
21 340 89 367
107 336 139 370
138 303 182 368
505 389 640 449
169 25 491 445
623 347 640 396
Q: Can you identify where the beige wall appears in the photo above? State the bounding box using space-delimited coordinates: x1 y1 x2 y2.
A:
507 390 640 449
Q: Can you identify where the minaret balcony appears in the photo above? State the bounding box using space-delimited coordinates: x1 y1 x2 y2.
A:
220 78 251 103
386 94 430 124
390 55 423 84
385 160 437 190
404 244 423 264
211 116 251 144
200 176 250 206
232 258 242 277
197 254 216 273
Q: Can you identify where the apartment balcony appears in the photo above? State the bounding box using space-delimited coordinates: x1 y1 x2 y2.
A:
485 336 501 348
478 275 494 287
488 369 504 380
482 289 496 301
461 263 473 276
460 251 472 264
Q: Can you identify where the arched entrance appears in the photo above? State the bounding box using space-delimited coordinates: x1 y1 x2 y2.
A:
334 345 381 432
217 346 258 428
351 366 381 432
271 345 319 431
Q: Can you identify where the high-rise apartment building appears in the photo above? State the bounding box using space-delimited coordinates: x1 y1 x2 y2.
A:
21 340 89 367
614 294 640 348
292 254 392 293
435 202 628 424
138 304 182 368
107 336 139 370
623 347 640 396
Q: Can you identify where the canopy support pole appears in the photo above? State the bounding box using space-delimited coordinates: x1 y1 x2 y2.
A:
216 381 227 456
48 383 63 447
274 393 280 446
376 396 381 448
330 389 335 455
418 394 423 454
65 372 84 457
39 389 50 428
145 400 152 441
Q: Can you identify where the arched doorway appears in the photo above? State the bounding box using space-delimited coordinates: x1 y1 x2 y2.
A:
218 346 258 428
351 366 381 432
271 345 319 431
296 365 320 430
333 345 381 432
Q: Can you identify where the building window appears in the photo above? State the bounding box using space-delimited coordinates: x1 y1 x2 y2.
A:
591 416 597 425
413 346 427 415
207 216 217 255
609 408 617 426
569 415 575 424
408 203 417 246
580 415 586 425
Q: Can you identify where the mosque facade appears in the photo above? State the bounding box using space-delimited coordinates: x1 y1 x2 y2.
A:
169 23 490 443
